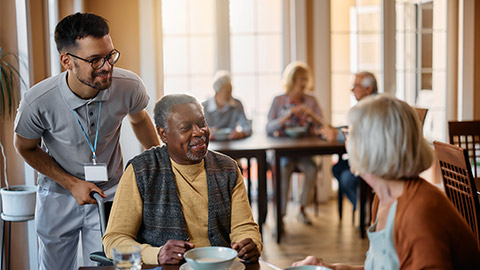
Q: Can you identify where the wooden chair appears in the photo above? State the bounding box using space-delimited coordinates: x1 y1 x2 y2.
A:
414 107 428 127
291 162 321 216
358 178 373 239
433 141 480 248
334 159 373 238
448 120 480 181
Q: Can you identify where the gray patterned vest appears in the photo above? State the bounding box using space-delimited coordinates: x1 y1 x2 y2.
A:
127 145 238 247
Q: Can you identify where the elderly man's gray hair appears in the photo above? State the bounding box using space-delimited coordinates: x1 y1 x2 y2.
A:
357 71 378 94
154 94 201 129
212 70 231 92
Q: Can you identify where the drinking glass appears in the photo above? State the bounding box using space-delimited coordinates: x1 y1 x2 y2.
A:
112 245 141 270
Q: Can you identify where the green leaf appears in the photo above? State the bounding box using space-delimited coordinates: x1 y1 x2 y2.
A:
0 46 24 118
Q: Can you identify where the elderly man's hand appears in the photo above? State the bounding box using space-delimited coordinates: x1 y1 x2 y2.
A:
292 255 323 266
319 126 338 142
228 130 246 140
292 256 344 270
157 240 194 264
209 127 218 140
231 238 260 263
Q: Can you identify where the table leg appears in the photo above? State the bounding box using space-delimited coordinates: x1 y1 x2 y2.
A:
257 152 268 234
274 151 283 243
247 158 252 205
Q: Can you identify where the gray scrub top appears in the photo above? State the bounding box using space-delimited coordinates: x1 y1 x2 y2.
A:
14 68 149 194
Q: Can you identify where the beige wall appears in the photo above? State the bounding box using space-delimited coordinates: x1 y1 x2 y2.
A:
30 0 49 84
84 0 141 75
306 0 314 73
58 0 75 20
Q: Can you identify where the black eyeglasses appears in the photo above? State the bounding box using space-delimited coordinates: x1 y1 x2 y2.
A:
67 49 120 70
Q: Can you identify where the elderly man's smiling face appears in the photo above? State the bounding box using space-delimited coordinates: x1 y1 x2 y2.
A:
158 102 210 164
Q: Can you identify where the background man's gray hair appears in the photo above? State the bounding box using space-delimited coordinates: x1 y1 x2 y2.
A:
357 71 378 94
212 70 231 92
154 94 201 130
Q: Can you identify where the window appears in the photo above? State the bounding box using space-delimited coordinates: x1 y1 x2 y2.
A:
161 0 283 134
330 0 382 126
229 0 283 133
162 0 216 100
396 0 447 141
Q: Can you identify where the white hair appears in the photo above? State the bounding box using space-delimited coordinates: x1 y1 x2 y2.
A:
346 94 433 180
356 71 378 94
213 70 231 92
154 94 201 130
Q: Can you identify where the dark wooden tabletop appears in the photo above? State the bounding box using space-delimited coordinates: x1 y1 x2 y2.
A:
79 260 269 270
209 134 345 154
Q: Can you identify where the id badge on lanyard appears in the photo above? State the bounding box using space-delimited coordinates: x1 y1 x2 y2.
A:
84 163 108 182
74 101 108 182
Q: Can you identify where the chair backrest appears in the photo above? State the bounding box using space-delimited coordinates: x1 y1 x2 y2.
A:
414 107 428 127
433 141 480 248
448 120 480 179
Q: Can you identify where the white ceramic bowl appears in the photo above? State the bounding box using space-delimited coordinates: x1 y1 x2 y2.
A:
285 265 332 270
284 126 308 138
214 128 233 141
184 247 237 270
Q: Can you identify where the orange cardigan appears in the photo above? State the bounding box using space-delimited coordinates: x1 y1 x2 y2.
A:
371 178 480 269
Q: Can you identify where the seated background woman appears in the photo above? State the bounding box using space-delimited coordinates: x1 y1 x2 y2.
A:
293 94 480 269
266 61 325 225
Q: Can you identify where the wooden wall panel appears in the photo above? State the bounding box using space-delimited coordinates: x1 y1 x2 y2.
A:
30 0 48 84
475 0 480 119
84 0 141 75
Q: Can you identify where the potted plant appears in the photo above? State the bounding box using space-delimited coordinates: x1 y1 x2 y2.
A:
0 46 37 218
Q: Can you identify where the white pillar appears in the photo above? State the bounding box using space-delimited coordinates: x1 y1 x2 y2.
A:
215 0 230 71
382 0 396 95
457 0 475 120
313 0 333 201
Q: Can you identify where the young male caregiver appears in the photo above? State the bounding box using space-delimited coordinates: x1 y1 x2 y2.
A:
14 13 159 270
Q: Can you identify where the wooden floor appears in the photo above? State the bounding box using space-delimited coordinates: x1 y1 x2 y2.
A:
256 198 370 269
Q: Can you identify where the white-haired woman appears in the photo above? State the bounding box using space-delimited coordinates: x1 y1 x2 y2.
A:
202 70 252 140
266 61 325 225
293 94 480 269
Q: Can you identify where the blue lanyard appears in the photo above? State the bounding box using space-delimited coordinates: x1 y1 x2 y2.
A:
73 101 102 164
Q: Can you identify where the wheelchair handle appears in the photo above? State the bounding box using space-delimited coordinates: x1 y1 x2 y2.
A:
90 191 107 237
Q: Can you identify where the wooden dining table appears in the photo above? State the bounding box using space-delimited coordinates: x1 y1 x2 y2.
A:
78 260 274 270
210 134 346 243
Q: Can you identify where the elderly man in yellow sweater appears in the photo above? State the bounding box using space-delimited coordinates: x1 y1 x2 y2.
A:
103 94 262 265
